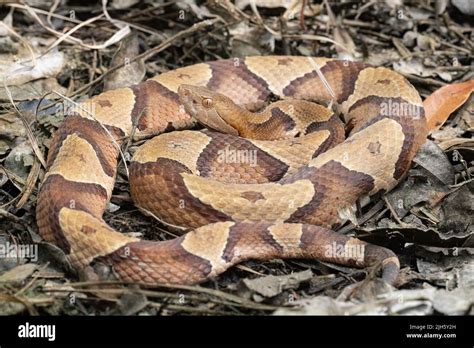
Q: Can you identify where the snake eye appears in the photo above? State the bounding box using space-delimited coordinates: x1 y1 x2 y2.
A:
202 98 213 108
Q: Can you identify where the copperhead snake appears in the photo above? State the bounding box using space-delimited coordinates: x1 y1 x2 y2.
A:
36 56 428 285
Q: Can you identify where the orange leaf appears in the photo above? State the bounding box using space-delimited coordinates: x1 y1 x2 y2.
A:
423 79 474 132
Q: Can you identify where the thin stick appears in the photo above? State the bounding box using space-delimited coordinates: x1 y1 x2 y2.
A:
383 196 406 226
3 82 47 168
50 90 130 178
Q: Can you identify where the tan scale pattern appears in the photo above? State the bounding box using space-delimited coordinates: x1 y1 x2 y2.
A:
182 174 315 222
73 88 135 136
341 67 423 115
181 221 234 272
267 223 303 254
45 134 115 198
244 101 335 139
246 100 332 126
133 129 337 182
244 56 331 96
151 63 213 93
249 130 331 175
133 130 211 173
58 208 138 268
308 118 405 193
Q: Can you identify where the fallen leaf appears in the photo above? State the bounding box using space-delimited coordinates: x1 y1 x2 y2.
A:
37 242 75 275
334 26 359 59
430 126 468 144
274 295 350 315
385 173 449 219
0 236 28 271
433 287 474 315
19 98 63 128
394 59 451 81
4 141 34 179
0 299 26 315
0 112 26 140
0 36 19 54
402 31 418 47
0 50 65 87
416 253 473 289
436 0 449 15
0 77 67 101
110 0 140 9
242 269 312 298
104 32 146 91
452 0 474 15
438 181 474 235
359 226 472 248
424 79 474 132
413 140 455 186
416 34 439 50
118 291 149 315
274 286 443 315
229 22 270 55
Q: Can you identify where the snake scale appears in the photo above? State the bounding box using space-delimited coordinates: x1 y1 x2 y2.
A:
36 56 428 285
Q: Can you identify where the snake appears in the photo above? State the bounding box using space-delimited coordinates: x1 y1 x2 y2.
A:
36 56 428 285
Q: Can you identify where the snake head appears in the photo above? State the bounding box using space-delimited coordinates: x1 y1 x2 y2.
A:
178 84 240 136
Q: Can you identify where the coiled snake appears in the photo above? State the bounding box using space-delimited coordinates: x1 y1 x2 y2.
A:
36 56 428 285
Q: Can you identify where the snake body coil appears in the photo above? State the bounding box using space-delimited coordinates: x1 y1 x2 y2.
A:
37 56 427 285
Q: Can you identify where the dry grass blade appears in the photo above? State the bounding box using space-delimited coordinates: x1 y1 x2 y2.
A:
0 21 37 66
15 157 41 209
65 280 281 310
1 165 27 189
0 293 39 315
138 207 187 235
45 283 279 311
0 208 24 223
284 33 353 54
71 18 221 98
306 57 336 103
46 0 61 27
16 3 130 53
3 84 46 168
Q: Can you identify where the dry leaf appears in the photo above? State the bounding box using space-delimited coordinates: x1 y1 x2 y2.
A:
274 286 470 315
104 32 146 90
242 269 312 298
424 79 474 132
118 292 149 315
413 141 455 186
0 50 65 87
452 0 474 15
